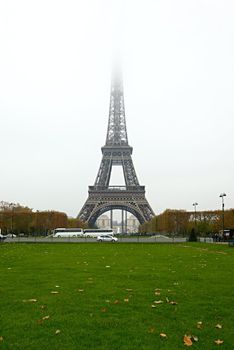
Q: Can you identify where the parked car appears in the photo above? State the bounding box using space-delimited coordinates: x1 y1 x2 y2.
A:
97 235 118 242
5 234 17 238
0 233 6 240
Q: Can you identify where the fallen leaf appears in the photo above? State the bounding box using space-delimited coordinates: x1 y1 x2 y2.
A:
151 304 156 308
23 299 37 303
214 339 224 345
215 324 222 329
124 298 129 302
113 300 119 304
126 288 133 292
197 321 203 329
55 329 61 335
105 266 110 268
42 315 50 320
78 289 84 292
154 300 163 304
40 305 47 309
101 307 107 312
0 336 3 342
55 285 60 288
169 301 178 305
160 333 167 338
51 291 59 294
155 292 161 296
166 297 170 303
183 335 193 346
192 335 198 342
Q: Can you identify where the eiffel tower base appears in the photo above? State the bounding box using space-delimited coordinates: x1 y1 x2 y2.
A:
79 186 154 226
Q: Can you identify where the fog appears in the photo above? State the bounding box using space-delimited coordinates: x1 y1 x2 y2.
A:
0 0 234 217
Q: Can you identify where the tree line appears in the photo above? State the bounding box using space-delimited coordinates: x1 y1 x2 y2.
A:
139 208 234 236
0 201 87 236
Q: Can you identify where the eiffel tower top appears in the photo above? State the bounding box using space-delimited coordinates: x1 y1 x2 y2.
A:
105 68 129 147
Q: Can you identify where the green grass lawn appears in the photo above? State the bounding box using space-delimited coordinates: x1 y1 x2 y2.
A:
0 242 233 349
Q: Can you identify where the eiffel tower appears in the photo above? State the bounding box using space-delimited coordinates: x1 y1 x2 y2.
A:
78 69 155 226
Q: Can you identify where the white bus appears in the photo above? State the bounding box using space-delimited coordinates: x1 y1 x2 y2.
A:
52 228 84 238
83 229 114 238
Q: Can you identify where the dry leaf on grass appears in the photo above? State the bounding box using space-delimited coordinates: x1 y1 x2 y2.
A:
192 335 198 342
51 291 59 294
215 324 222 329
169 301 178 305
154 300 163 304
42 315 50 320
124 298 129 302
23 299 37 303
197 321 203 329
101 307 107 312
126 288 133 292
155 291 161 296
151 304 156 308
38 315 50 324
0 336 3 342
214 339 224 345
183 335 193 346
55 329 61 335
113 300 119 304
78 289 84 292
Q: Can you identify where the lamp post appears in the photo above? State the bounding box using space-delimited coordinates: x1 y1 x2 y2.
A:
9 202 14 238
219 193 226 237
192 202 198 228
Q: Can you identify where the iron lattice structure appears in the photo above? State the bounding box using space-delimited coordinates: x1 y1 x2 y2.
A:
78 71 155 226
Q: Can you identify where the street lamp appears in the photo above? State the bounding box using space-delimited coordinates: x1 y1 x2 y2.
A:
9 202 14 237
219 193 226 237
192 202 198 227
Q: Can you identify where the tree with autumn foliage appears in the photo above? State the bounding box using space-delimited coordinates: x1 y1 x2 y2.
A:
139 208 234 237
0 201 67 235
67 218 88 229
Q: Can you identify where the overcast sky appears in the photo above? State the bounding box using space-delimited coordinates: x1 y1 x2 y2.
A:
0 0 234 218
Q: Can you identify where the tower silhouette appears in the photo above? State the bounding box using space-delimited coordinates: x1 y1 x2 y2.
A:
78 70 154 226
